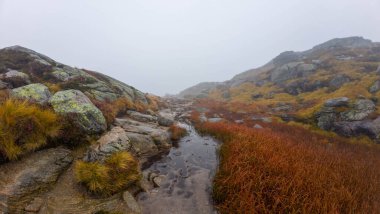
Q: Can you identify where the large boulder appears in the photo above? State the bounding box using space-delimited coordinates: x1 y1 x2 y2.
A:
114 118 171 164
127 110 158 123
2 70 30 82
328 74 350 89
369 80 380 93
11 83 51 104
333 117 380 142
49 89 107 133
340 99 376 121
84 126 132 162
324 97 349 107
0 148 73 213
270 62 316 83
1 70 31 87
157 110 175 127
317 107 337 130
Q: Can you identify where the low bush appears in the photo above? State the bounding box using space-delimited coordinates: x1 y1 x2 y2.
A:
196 121 380 213
169 125 187 141
92 97 138 126
0 99 60 160
75 151 140 196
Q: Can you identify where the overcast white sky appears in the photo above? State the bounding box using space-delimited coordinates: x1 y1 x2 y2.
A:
1 0 380 95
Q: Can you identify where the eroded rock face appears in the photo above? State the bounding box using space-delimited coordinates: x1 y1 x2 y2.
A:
49 89 107 133
84 126 132 162
0 148 73 213
11 83 51 104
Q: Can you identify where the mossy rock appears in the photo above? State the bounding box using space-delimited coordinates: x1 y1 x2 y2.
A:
49 89 107 134
11 83 51 104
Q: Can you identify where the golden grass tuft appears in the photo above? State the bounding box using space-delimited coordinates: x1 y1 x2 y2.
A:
75 151 140 195
0 99 60 160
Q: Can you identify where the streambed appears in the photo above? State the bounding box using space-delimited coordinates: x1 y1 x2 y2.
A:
137 124 219 214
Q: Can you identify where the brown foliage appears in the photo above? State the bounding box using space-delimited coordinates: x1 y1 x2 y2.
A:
196 121 380 213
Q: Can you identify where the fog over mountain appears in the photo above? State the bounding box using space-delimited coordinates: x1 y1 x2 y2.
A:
1 0 379 95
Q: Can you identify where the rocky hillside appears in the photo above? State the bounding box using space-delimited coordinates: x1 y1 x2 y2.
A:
179 36 380 142
0 45 149 104
0 46 184 213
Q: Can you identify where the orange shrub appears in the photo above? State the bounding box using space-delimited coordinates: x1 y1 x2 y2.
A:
196 121 380 213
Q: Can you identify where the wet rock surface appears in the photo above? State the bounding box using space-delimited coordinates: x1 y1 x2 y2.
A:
137 124 219 214
0 148 73 213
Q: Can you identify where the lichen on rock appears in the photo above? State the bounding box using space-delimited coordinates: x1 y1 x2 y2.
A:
49 89 107 133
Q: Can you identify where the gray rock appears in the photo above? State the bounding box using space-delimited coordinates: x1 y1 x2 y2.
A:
122 191 141 213
0 80 8 89
333 117 380 142
3 70 30 82
271 62 316 83
49 89 107 133
324 97 349 107
377 65 380 74
127 133 158 156
341 99 376 121
252 116 272 123
0 148 73 213
317 107 337 130
157 115 174 127
11 83 51 104
329 74 350 89
152 175 165 188
84 126 131 162
369 80 380 93
208 118 223 123
127 110 158 123
24 197 43 212
254 124 263 129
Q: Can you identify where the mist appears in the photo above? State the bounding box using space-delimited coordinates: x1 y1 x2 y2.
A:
1 0 379 95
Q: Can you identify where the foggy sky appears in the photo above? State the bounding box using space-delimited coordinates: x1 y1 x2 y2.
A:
1 0 379 95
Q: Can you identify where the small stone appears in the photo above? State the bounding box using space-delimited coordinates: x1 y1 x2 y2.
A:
24 198 44 212
152 175 165 187
122 191 141 213
324 97 349 107
254 124 263 129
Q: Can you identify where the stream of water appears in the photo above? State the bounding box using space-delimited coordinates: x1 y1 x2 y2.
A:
137 124 219 214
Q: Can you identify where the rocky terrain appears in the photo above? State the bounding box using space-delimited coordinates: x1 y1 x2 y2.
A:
0 46 185 213
179 36 380 143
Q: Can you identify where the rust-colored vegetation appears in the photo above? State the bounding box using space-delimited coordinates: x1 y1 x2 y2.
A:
195 120 380 213
169 125 187 141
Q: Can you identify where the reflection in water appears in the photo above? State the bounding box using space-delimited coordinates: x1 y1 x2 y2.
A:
137 124 219 214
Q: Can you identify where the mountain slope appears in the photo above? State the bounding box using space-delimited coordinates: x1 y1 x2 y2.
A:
181 36 380 142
